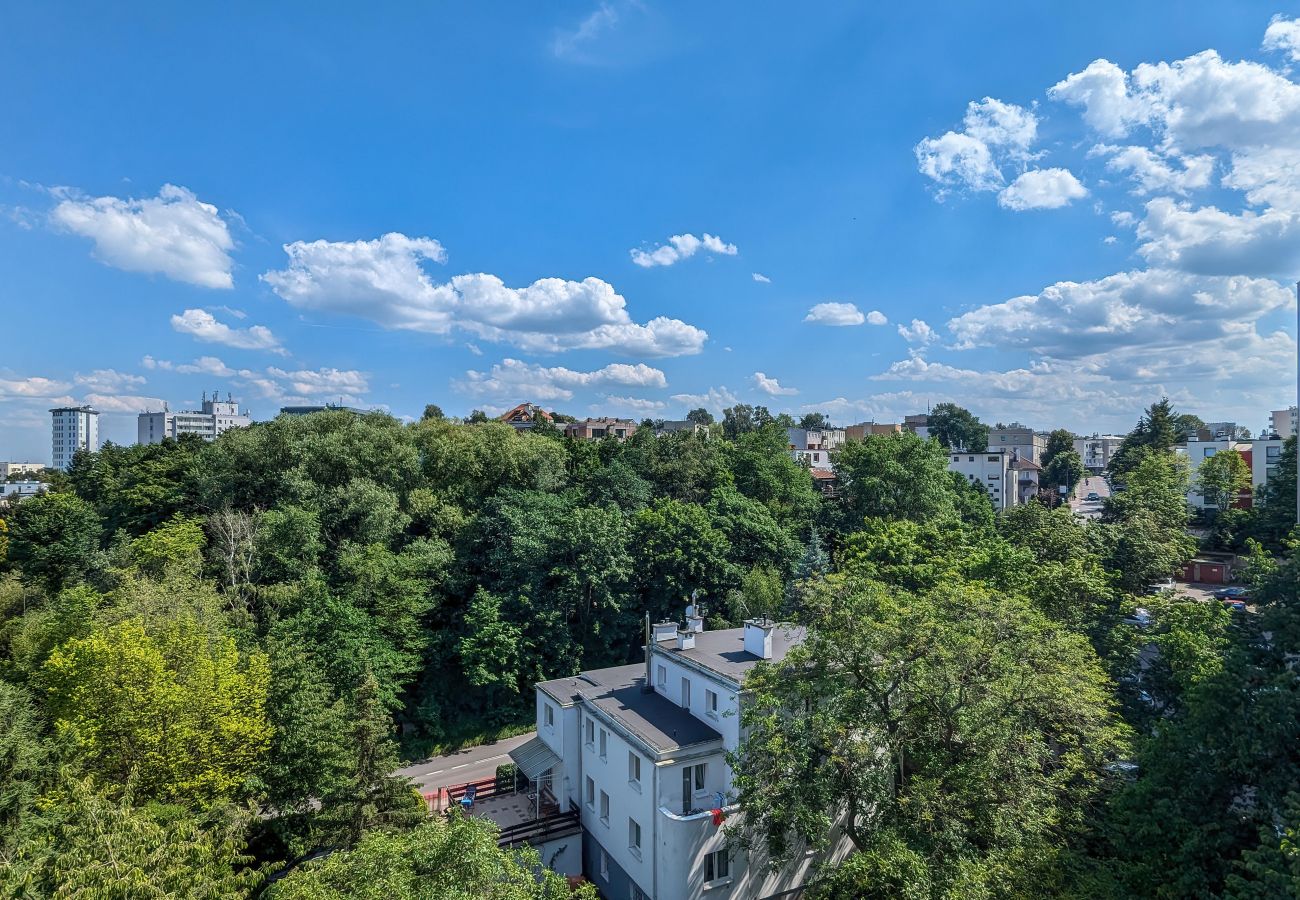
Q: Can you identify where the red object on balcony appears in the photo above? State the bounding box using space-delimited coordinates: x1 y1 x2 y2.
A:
711 808 725 827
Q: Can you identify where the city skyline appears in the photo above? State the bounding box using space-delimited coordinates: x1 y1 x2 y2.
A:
3 2 1300 461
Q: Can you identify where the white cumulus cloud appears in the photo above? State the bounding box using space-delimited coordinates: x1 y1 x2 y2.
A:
998 168 1088 210
898 319 939 345
457 358 668 402
630 233 738 268
171 308 285 354
751 372 798 396
1263 15 1300 62
50 184 235 288
804 302 866 326
74 369 146 391
915 97 1039 195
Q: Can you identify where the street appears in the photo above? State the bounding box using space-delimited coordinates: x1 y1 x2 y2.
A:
1069 473 1111 520
396 731 537 794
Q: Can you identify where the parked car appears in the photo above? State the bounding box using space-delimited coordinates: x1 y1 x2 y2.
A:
1085 492 1101 501
1145 578 1176 594
1213 586 1250 600
1225 600 1247 612
1124 608 1152 627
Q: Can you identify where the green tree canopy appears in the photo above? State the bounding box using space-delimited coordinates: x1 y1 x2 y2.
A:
927 402 989 452
1195 447 1252 513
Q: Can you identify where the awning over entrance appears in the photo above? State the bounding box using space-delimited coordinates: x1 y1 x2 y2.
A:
509 736 562 782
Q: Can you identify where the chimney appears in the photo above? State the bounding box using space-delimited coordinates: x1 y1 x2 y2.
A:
652 621 679 643
643 613 653 693
677 628 696 651
744 619 774 660
685 596 704 634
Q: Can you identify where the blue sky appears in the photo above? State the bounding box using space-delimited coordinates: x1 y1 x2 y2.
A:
2 1 1298 461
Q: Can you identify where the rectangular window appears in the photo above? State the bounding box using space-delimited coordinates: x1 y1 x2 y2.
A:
988 455 999 462
629 751 641 785
681 677 691 708
585 718 595 747
705 849 731 882
599 849 609 881
544 704 554 728
705 689 718 718
585 776 595 808
600 791 609 824
656 664 666 688
629 817 642 852
599 728 607 760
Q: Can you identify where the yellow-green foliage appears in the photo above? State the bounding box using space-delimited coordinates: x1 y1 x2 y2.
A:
42 613 270 807
129 514 207 578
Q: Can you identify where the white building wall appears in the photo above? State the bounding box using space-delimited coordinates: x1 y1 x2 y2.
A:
579 711 659 895
50 407 99 471
1271 407 1298 437
947 451 1013 510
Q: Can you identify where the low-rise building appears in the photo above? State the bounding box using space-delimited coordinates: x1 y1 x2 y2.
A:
843 421 901 440
1179 437 1288 509
988 423 1047 463
565 418 639 441
786 427 844 472
138 395 251 445
948 448 1016 511
654 420 710 438
0 481 47 502
0 462 44 479
1074 434 1125 472
1008 454 1042 506
903 413 930 439
498 402 553 431
513 615 852 899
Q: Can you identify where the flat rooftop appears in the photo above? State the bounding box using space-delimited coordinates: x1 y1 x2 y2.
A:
538 663 722 755
660 625 806 683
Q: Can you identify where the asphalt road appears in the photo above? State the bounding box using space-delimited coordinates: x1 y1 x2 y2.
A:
1069 473 1112 519
396 731 537 794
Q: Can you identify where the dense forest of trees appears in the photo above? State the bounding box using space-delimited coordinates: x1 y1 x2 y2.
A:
0 402 1296 897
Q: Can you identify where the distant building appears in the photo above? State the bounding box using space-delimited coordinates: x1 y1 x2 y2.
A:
843 421 901 441
948 448 1016 511
0 481 47 503
138 394 251 445
564 418 639 441
278 404 370 416
1270 406 1298 437
1202 421 1240 440
654 420 710 438
0 462 44 479
786 427 844 472
498 402 553 431
1179 437 1288 510
988 423 1047 463
903 413 930 439
1074 434 1125 472
50 405 99 471
1008 454 1042 506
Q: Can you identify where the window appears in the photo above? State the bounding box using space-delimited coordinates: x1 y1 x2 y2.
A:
968 455 975 462
1204 448 1216 458
629 751 641 786
585 718 595 747
599 849 609 881
585 776 595 808
600 791 609 824
599 728 608 760
705 689 718 718
681 677 691 708
988 455 999 462
629 817 642 853
544 704 554 728
1267 446 1282 459
656 665 666 688
704 849 731 882
683 762 706 795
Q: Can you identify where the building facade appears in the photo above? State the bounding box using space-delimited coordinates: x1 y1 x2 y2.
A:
903 413 930 439
948 448 1016 511
988 423 1047 462
1073 434 1125 472
0 462 44 479
1180 437 1288 509
1271 406 1298 437
0 481 47 502
564 418 639 441
138 396 251 445
518 618 851 900
498 402 553 431
50 405 99 471
843 421 901 440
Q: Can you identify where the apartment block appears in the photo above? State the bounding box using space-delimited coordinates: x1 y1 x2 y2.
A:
1180 437 1288 509
948 448 1016 511
138 395 251 445
49 405 99 471
988 423 1047 463
565 418 639 441
0 462 44 479
1074 434 1125 472
1271 406 1298 437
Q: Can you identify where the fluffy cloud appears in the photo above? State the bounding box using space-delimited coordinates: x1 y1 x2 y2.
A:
457 358 667 402
865 310 888 325
1223 147 1300 212
1091 145 1214 195
1048 60 1153 137
804 302 866 326
262 233 706 357
0 376 72 399
171 308 285 353
74 369 146 391
1264 15 1300 61
630 233 738 268
81 393 166 413
997 168 1088 210
752 272 771 283
751 372 798 396
147 356 238 376
898 318 939 345
1136 198 1300 275
50 184 235 288
915 98 1038 194
601 396 667 412
669 386 739 412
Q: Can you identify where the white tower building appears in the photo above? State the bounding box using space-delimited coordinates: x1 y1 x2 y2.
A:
50 405 100 471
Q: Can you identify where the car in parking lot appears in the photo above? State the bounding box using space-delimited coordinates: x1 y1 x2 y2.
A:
1225 600 1247 612
1213 586 1250 601
1145 578 1176 594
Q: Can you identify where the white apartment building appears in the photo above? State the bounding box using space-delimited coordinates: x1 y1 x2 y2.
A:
1178 437 1288 509
0 481 47 502
948 448 1017 511
137 395 251 445
50 406 99 471
516 616 851 900
0 462 43 479
1271 406 1298 437
1074 434 1125 472
987 423 1047 463
786 427 844 473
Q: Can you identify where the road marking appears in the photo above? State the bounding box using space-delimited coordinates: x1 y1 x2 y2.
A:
450 763 468 770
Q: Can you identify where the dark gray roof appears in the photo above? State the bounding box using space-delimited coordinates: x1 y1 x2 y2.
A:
538 663 721 755
663 626 806 683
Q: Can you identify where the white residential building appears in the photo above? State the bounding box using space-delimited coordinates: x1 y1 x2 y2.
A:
138 395 251 445
987 423 1047 462
1271 406 1298 437
50 406 99 471
1178 437 1288 509
515 617 851 900
0 462 44 479
0 481 47 502
786 427 843 472
948 448 1016 511
1074 434 1125 472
